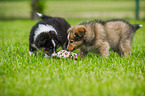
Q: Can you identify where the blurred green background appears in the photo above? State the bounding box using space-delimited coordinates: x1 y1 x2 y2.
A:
0 0 145 20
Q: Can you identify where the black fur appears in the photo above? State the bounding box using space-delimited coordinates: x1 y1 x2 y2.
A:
29 13 70 56
132 24 142 31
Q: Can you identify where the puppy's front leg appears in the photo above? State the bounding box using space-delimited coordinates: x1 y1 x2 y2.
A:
45 54 50 57
79 48 88 59
29 44 37 56
99 42 110 57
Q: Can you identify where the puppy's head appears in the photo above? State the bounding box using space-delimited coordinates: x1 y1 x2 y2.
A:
67 25 86 51
35 31 60 56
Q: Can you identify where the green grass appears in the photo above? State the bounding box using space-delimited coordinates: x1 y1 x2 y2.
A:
0 0 145 20
0 19 145 96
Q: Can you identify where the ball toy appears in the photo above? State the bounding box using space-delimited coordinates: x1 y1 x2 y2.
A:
56 50 78 60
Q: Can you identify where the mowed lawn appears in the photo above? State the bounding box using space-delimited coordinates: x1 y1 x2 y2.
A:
0 0 145 95
0 0 145 19
0 19 145 96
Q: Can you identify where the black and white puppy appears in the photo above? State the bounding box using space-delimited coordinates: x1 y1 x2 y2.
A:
29 13 70 57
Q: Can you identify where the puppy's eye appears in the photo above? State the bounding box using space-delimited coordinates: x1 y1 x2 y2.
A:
70 40 74 43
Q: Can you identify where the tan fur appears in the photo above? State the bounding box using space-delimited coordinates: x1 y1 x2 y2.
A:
67 20 139 58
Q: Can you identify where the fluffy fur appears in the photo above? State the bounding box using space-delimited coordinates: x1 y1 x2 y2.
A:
67 19 142 58
29 13 70 57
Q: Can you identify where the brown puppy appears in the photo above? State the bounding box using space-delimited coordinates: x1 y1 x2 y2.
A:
67 19 142 58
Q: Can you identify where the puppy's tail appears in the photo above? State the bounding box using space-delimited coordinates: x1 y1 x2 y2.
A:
37 12 52 20
132 24 143 31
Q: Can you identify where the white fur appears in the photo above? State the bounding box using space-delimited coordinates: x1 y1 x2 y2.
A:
51 52 57 57
29 51 33 56
34 24 57 41
45 53 50 57
29 51 36 56
51 39 57 57
139 25 143 27
67 33 70 40
67 34 70 49
37 12 43 17
31 44 39 50
52 39 56 48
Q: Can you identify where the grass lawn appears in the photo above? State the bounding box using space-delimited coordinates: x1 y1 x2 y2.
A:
0 0 145 20
0 19 145 96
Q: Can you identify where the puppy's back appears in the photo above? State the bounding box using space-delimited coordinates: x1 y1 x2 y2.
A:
105 20 131 46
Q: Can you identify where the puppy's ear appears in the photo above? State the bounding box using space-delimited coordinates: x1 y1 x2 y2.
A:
49 31 60 43
49 31 56 36
74 26 86 39
67 27 73 33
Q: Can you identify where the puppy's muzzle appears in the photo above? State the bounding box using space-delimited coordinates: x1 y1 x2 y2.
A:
67 46 76 52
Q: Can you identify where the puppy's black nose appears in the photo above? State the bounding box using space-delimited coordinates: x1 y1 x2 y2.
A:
66 49 69 51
